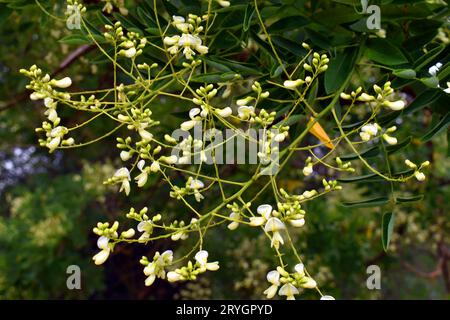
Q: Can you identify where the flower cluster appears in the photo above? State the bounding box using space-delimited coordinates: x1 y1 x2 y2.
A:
167 250 219 282
340 81 406 111
164 15 209 60
21 0 434 300
264 264 318 300
20 65 75 152
104 22 147 59
140 250 173 286
92 221 135 265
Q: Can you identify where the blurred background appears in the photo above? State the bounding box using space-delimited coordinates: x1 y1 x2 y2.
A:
0 0 449 299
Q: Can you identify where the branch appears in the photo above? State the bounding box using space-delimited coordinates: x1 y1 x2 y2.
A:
0 44 95 112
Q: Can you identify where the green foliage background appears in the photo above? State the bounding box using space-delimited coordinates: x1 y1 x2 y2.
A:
0 0 449 299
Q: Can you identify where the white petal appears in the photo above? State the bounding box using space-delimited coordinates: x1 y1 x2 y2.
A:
302 277 317 289
206 262 220 271
278 283 299 297
97 236 109 250
264 217 285 232
93 249 110 265
195 250 209 265
249 216 266 226
257 204 273 219
289 218 305 227
266 270 280 285
167 271 181 282
145 274 156 286
189 108 201 119
294 263 304 275
263 284 278 299
137 159 146 171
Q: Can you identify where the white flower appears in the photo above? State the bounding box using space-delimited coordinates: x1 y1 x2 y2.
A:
264 217 285 232
216 107 232 118
237 106 254 120
189 107 201 119
150 161 160 172
30 92 46 100
263 270 280 299
92 236 111 265
361 123 378 136
264 218 285 249
250 204 272 226
189 179 204 189
121 228 135 238
143 250 173 286
52 77 72 88
217 0 230 7
283 79 304 90
414 171 426 182
138 129 153 141
357 93 375 102
428 62 442 76
301 277 317 289
294 263 305 276
114 167 131 195
172 15 185 25
120 151 132 161
167 271 182 282
227 212 240 230
164 35 180 46
382 134 398 145
303 163 313 176
137 220 153 241
135 160 148 187
123 47 136 58
360 123 378 141
405 159 417 169
274 133 287 142
289 218 305 227
160 155 178 164
383 100 405 111
171 230 188 241
181 119 200 131
236 96 253 106
195 250 220 271
257 204 273 218
444 82 450 94
47 137 61 152
278 283 299 300
320 295 335 300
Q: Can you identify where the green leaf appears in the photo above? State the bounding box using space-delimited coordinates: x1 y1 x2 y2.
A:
325 47 358 94
243 4 255 32
414 44 446 70
190 72 241 83
393 69 416 79
382 212 395 252
421 113 450 142
395 195 424 204
339 146 379 161
282 114 305 126
405 90 441 115
338 173 380 183
365 39 408 66
272 36 307 57
59 34 91 45
200 57 260 75
268 15 309 32
342 197 390 208
420 76 440 88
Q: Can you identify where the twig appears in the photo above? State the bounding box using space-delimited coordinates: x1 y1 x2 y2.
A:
0 44 95 112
